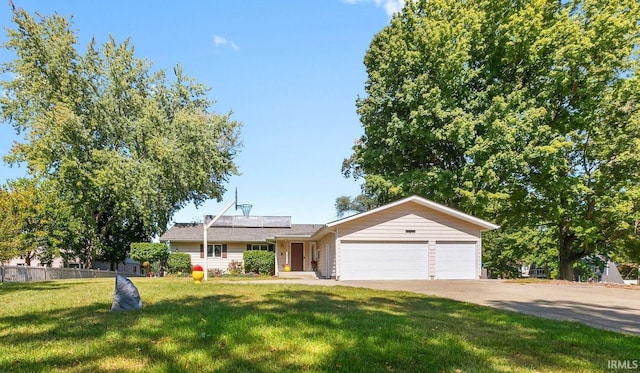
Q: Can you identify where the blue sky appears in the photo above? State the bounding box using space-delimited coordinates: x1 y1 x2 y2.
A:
0 0 403 224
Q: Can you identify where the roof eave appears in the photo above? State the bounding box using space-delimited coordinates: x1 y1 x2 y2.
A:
326 195 500 231
273 234 313 240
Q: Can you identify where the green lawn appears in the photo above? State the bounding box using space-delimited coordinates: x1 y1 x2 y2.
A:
0 278 637 372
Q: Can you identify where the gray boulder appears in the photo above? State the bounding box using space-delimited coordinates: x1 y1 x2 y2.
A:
111 275 142 311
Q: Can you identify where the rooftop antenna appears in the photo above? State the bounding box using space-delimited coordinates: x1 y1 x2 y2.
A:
235 188 252 217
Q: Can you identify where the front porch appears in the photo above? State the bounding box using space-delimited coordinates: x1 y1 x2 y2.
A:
275 238 324 277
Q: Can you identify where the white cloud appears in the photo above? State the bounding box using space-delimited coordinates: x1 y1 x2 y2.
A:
213 35 239 51
343 0 405 17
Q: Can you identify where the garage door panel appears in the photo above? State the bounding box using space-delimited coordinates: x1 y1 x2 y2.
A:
435 242 476 279
340 243 428 280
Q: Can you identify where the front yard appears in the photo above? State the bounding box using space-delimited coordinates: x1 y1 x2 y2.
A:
0 278 638 372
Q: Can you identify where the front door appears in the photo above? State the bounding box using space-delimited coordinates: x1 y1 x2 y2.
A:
291 243 304 271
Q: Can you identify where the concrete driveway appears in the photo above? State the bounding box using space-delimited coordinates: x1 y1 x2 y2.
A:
258 279 640 335
337 279 640 336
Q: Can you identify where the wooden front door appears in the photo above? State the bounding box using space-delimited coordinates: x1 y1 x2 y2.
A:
291 243 304 271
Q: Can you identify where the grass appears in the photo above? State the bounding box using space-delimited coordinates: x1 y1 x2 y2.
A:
1 278 638 372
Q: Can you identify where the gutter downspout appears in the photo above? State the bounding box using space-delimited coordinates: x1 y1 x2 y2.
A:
203 198 236 281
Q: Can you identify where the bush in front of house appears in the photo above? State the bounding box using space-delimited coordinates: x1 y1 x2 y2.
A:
243 251 275 276
227 260 243 275
167 253 191 275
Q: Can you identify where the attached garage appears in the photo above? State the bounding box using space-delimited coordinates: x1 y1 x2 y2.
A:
339 242 429 280
435 242 477 279
315 195 499 281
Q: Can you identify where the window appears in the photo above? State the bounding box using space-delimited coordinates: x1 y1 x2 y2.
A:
208 244 223 258
248 244 275 252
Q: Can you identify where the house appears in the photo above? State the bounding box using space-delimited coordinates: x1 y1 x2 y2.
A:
160 195 499 280
92 258 142 275
521 263 548 279
161 217 322 274
521 259 625 284
5 256 65 268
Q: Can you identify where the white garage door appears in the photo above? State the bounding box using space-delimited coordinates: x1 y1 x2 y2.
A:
435 242 477 279
340 242 428 280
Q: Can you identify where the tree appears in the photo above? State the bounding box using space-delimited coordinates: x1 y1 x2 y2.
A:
342 0 640 279
0 6 241 268
0 178 79 265
0 188 21 262
129 242 169 275
334 194 376 218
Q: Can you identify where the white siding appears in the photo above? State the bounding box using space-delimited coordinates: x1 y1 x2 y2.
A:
170 242 245 272
337 202 481 242
317 233 336 279
331 202 485 281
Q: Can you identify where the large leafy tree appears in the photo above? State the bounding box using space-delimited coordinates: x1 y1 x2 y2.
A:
0 188 21 262
0 6 241 267
342 0 640 279
0 178 80 266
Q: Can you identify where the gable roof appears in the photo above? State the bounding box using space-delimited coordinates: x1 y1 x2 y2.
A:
160 222 323 243
325 195 500 231
161 196 499 243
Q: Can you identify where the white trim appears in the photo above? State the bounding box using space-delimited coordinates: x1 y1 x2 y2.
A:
325 242 330 279
207 243 223 258
326 195 499 231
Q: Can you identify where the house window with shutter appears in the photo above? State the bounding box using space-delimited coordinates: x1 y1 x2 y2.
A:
207 244 224 258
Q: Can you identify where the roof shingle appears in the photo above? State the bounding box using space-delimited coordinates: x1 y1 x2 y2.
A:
160 223 323 242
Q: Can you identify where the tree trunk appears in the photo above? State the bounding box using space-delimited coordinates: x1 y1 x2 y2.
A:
558 254 576 281
557 224 578 281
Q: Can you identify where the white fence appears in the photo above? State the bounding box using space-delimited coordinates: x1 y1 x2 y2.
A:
0 266 127 282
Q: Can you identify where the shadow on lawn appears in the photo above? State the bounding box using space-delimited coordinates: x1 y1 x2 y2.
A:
488 298 640 336
0 280 83 295
1 283 639 372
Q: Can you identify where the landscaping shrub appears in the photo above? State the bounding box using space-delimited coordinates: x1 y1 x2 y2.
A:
243 251 275 276
227 260 243 275
167 253 191 274
209 268 224 278
149 261 161 277
130 243 169 276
